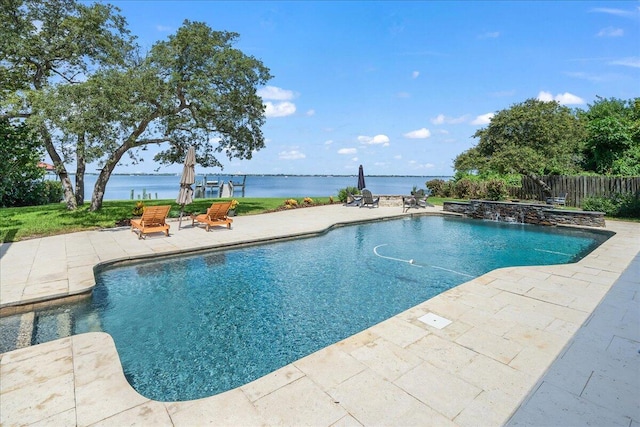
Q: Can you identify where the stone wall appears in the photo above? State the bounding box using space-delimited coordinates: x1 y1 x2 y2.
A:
443 200 606 227
378 195 405 207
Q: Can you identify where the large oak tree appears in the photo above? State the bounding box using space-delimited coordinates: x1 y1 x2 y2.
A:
2 1 272 211
1 0 133 209
580 97 640 175
454 99 586 195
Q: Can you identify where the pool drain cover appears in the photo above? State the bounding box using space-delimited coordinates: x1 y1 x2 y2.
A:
418 312 452 329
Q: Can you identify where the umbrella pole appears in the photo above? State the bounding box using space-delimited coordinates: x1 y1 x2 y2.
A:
178 204 185 230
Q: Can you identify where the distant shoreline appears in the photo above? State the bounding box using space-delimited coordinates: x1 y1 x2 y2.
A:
69 173 453 178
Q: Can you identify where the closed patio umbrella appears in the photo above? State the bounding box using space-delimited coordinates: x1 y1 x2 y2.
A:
357 164 366 190
176 146 196 229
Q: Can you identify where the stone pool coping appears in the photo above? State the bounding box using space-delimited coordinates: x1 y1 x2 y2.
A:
1 204 639 425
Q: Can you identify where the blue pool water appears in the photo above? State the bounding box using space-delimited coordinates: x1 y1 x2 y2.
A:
28 216 609 401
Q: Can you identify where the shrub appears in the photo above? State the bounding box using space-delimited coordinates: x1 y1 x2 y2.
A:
454 178 485 199
303 197 314 205
1 179 63 207
617 193 640 218
42 180 63 204
284 198 298 208
485 179 509 201
582 192 640 218
132 201 145 216
425 179 446 196
337 186 360 203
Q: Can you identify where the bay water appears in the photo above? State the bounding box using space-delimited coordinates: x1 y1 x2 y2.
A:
61 174 450 200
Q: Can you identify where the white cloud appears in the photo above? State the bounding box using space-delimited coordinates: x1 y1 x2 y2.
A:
264 101 296 117
258 86 295 100
471 113 494 125
394 155 402 160
597 27 624 37
431 114 468 125
431 114 445 125
408 160 435 169
278 150 306 160
156 25 173 32
358 134 390 145
537 91 585 105
590 7 638 18
412 71 420 79
306 109 315 116
397 92 411 98
537 91 554 102
338 148 357 155
555 92 586 105
610 57 640 68
324 140 333 145
403 128 431 139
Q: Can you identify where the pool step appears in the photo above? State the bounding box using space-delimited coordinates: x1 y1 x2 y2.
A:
17 312 35 349
33 310 73 345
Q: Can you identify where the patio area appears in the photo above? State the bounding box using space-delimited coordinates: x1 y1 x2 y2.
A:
1 204 638 426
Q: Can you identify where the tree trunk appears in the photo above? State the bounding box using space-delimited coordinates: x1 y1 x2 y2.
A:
41 127 77 210
75 134 86 206
526 173 553 198
89 142 132 211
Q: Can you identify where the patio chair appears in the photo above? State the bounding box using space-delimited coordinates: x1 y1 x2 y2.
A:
402 188 433 212
192 201 233 231
360 189 379 208
130 205 171 239
414 188 434 208
346 191 363 206
546 192 567 207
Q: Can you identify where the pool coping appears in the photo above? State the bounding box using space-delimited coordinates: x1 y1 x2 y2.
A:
1 205 638 426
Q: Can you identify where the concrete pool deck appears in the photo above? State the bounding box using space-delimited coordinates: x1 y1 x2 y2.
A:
1 204 638 426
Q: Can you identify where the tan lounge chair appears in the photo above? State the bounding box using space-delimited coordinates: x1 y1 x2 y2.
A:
130 205 171 239
193 201 233 231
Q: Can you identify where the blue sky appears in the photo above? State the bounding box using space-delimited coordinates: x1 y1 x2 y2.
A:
99 1 639 176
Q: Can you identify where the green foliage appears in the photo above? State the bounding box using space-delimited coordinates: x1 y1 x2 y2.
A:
453 178 485 199
454 96 640 181
0 119 49 207
580 97 640 175
582 193 640 219
1 0 135 210
42 181 63 204
337 186 360 203
425 179 446 196
454 99 586 177
2 2 273 212
485 179 509 201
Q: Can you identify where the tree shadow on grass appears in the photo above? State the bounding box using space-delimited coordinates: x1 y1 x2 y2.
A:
0 229 18 247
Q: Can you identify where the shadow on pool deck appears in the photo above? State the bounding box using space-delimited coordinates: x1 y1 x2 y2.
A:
0 205 638 426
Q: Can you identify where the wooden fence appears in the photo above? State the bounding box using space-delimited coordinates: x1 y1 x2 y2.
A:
508 176 640 207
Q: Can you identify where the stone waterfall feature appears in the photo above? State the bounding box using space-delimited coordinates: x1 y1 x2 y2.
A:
443 200 606 228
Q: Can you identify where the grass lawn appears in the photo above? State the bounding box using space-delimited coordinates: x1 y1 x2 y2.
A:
0 197 335 243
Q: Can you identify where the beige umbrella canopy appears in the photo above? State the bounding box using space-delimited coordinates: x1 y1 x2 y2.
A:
176 146 196 229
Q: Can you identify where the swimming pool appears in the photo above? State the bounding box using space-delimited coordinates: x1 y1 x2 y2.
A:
27 216 609 401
